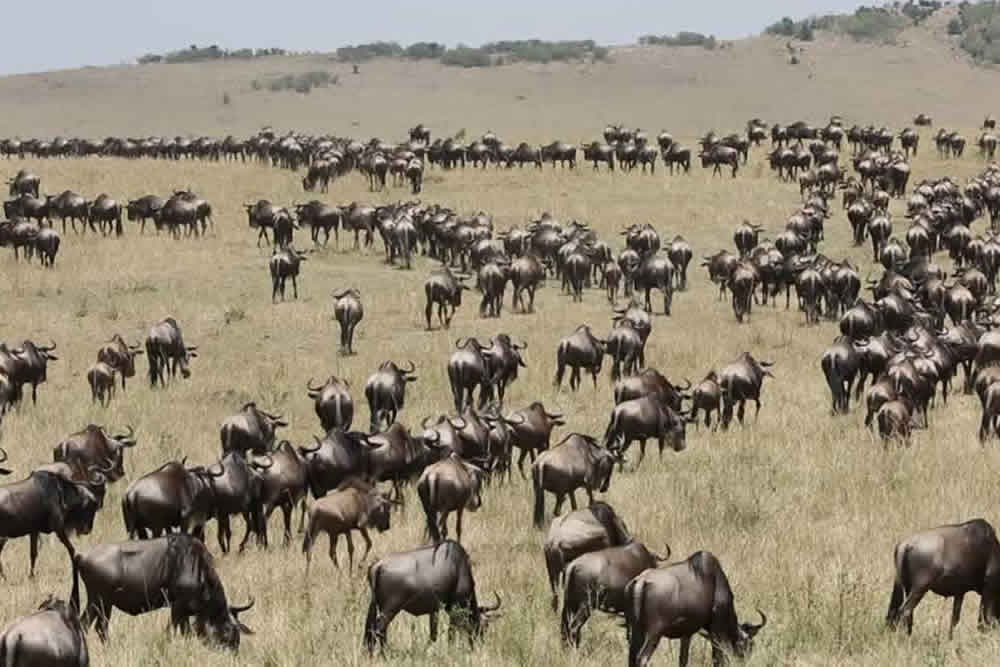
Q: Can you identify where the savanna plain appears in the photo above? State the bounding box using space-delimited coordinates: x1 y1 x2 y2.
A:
6 13 1000 666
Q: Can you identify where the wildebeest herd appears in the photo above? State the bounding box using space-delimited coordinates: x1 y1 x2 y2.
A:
5 112 1000 666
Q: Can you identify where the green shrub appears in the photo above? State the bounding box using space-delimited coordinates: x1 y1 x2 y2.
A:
336 41 403 62
948 17 964 35
404 42 446 59
138 45 286 65
640 32 714 47
440 47 492 68
255 71 338 93
957 2 1000 63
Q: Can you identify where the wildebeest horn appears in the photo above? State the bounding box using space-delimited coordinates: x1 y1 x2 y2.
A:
0 447 8 471
515 339 528 350
42 340 57 352
186 345 198 352
505 413 526 426
545 410 564 420
300 438 322 455
306 377 324 393
251 455 274 469
230 597 255 614
746 609 767 634
456 337 469 349
88 470 107 487
447 416 467 430
679 378 692 391
760 360 775 367
331 288 352 299
652 543 671 562
205 461 225 477
423 429 441 445
421 415 438 429
480 592 502 613
114 425 136 446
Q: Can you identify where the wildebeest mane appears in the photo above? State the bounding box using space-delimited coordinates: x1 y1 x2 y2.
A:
588 501 631 545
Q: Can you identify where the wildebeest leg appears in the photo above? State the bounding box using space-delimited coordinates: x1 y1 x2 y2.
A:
455 509 464 543
568 491 578 511
678 635 692 667
358 526 373 565
737 400 746 425
721 400 734 430
29 532 40 578
345 531 355 570
517 449 531 480
553 493 565 516
217 515 231 553
950 594 964 639
428 610 439 642
171 607 191 635
439 511 450 540
292 275 299 299
238 512 256 552
93 603 114 643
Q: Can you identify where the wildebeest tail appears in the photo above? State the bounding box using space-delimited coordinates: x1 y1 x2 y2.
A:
363 563 383 652
625 577 647 667
418 476 441 543
560 561 581 643
70 552 81 616
121 492 136 538
532 463 546 528
887 543 910 625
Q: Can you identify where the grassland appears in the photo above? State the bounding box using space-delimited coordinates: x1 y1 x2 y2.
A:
4 16 1000 667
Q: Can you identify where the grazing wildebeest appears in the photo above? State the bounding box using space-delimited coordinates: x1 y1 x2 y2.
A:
365 360 418 430
561 541 667 646
417 454 487 544
53 424 136 482
307 376 354 432
363 540 501 651
554 325 606 391
532 433 617 527
303 477 394 572
0 595 89 667
886 519 1000 638
332 288 364 354
121 460 223 540
96 335 143 391
0 468 100 579
220 402 287 455
625 551 767 667
73 534 254 648
544 502 631 611
718 352 775 429
144 318 197 387
269 246 307 301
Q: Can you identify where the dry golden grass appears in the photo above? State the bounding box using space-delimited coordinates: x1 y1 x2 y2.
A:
5 19 1000 666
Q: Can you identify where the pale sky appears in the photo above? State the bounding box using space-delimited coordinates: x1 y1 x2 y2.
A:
0 0 869 75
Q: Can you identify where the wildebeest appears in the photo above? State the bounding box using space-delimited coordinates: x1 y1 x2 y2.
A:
603 395 691 466
258 439 315 546
532 433 617 527
7 169 39 197
424 266 470 329
886 519 1000 638
295 201 341 246
561 541 667 646
8 340 58 405
53 424 136 482
365 360 418 430
121 460 223 540
269 245 307 302
417 454 487 544
211 450 273 554
73 534 254 648
144 317 197 387
220 402 287 455
448 337 495 413
544 501 631 611
718 352 775 429
32 227 60 267
363 540 501 651
0 468 101 578
625 551 767 667
307 376 354 431
332 288 364 354
483 334 526 407
301 428 377 498
507 402 566 477
303 477 394 571
0 595 89 667
96 335 143 391
126 194 165 233
85 362 116 406
554 325 606 391
822 336 861 415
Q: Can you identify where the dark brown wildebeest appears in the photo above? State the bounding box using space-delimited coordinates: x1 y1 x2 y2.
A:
332 288 364 354
605 321 645 382
121 460 223 540
603 395 691 467
246 199 282 247
363 540 501 651
822 337 862 415
510 252 546 312
484 334 526 407
625 550 766 667
258 439 317 546
887 519 1000 638
295 201 341 246
700 145 740 177
613 369 689 412
554 325 606 391
718 352 775 429
126 194 165 234
73 534 253 648
612 302 652 364
733 221 764 258
220 402 287 455
53 424 136 482
508 402 565 477
561 542 667 646
85 362 116 406
668 236 693 290
271 208 297 249
365 360 418 430
10 340 58 405
303 477 394 572
544 501 631 612
96 335 143 391
582 142 615 171
702 250 740 300
86 193 123 236
532 433 618 527
0 468 100 579
448 338 495 413
7 170 39 197
0 595 88 667
691 371 722 428
307 376 354 432
210 450 273 554
269 246 307 301
368 422 449 501
301 429 376 498
417 454 487 544
32 227 60 267
876 395 917 444
424 266 470 329
728 261 759 323
145 317 197 387
406 157 424 194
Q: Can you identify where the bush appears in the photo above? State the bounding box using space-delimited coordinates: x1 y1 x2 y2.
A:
837 7 909 42
404 42 446 59
336 42 403 62
254 71 338 93
440 47 492 68
639 32 715 47
137 45 286 65
948 17 965 35
957 2 1000 63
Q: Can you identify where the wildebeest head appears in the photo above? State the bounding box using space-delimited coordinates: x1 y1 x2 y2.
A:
733 609 768 658
181 542 254 650
0 448 10 476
